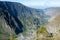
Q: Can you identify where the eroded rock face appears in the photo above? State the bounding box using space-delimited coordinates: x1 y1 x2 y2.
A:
2 2 60 40
0 1 50 40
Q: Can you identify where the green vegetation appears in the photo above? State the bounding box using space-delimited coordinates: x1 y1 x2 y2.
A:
36 26 52 40
36 26 48 35
10 33 17 40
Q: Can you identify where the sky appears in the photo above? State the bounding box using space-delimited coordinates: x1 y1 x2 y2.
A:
0 0 60 9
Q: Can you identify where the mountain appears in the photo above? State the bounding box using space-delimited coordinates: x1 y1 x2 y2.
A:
44 7 60 22
45 7 60 16
0 1 49 40
43 7 60 40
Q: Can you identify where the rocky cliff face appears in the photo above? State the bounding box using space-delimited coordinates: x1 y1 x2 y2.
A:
0 1 49 40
